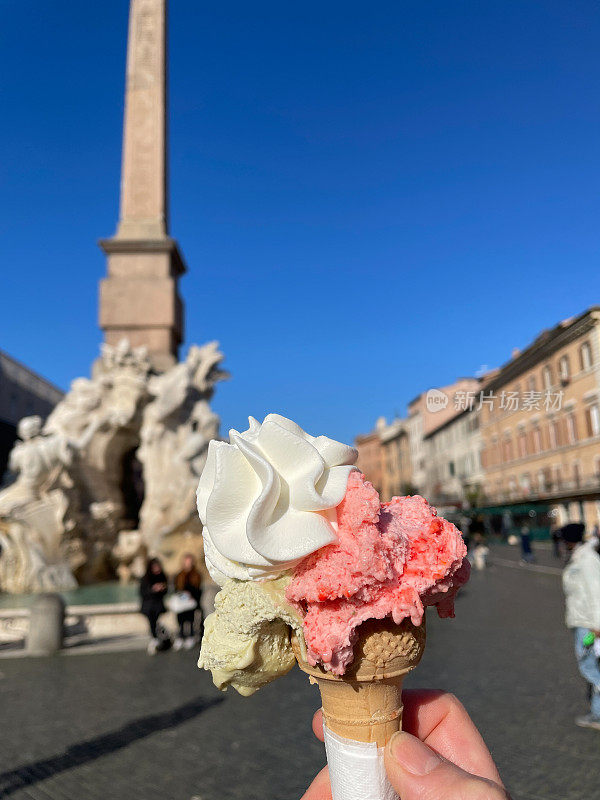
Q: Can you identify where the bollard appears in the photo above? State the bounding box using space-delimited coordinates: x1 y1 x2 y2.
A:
27 593 65 656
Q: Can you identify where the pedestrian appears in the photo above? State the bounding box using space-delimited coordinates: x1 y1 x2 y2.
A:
551 526 562 559
519 525 535 564
471 534 489 571
140 557 168 655
561 523 600 730
459 515 471 553
173 553 202 650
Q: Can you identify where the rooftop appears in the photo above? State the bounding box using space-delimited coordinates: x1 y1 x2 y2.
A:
0 350 64 402
484 305 600 391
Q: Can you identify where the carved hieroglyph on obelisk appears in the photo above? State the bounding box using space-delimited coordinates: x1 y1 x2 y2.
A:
99 0 185 372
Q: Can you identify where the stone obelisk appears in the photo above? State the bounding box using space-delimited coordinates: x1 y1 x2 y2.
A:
99 0 185 372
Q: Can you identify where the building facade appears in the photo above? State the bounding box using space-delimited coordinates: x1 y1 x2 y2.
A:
407 378 481 493
0 351 64 480
379 418 412 502
480 307 600 531
423 408 483 509
354 417 412 501
355 427 383 495
355 380 482 503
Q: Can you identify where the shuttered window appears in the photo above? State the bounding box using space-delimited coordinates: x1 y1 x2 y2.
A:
580 342 593 371
586 405 600 437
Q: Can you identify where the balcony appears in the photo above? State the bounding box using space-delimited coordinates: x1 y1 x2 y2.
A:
487 474 600 505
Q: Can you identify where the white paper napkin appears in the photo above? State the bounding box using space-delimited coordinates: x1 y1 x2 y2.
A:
323 724 399 800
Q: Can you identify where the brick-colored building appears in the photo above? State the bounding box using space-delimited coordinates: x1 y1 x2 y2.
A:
355 379 482 503
355 427 383 495
354 417 412 501
379 418 412 502
480 307 600 531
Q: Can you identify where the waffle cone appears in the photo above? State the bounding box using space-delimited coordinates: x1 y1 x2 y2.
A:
292 617 426 746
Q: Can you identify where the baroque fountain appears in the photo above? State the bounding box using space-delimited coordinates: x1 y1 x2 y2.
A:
0 339 227 595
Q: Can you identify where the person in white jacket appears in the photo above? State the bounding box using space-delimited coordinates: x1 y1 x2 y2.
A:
562 524 600 730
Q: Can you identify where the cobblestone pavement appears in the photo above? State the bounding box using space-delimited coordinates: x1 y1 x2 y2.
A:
0 543 598 800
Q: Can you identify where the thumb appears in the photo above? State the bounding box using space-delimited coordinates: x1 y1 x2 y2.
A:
384 733 510 800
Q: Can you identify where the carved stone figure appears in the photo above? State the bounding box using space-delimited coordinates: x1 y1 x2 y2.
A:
0 417 77 593
112 530 147 585
137 342 227 561
0 339 226 594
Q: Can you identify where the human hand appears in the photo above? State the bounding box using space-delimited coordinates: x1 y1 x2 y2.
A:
301 689 510 800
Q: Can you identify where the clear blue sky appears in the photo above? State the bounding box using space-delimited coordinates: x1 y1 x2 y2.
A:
1 1 599 443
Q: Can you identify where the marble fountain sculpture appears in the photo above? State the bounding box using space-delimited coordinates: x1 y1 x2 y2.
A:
0 339 227 594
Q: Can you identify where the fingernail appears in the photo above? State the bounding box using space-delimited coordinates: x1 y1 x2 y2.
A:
388 732 443 776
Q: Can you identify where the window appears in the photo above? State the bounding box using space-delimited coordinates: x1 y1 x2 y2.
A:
586 404 600 437
559 355 570 382
580 341 593 371
528 375 537 392
537 470 546 493
533 426 543 453
593 405 600 436
549 420 560 449
503 435 514 462
567 414 578 444
594 456 600 478
448 461 455 476
520 474 531 494
518 430 528 458
573 462 582 487
492 436 500 465
542 365 553 390
553 464 562 488
467 414 479 432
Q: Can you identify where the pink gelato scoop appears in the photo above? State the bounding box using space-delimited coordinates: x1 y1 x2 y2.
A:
286 472 470 674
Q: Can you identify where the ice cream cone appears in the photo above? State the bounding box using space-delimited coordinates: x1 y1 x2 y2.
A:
292 616 426 746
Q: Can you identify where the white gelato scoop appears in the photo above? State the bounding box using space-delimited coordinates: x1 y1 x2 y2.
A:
197 413 357 582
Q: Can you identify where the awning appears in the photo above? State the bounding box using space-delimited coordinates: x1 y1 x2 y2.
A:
465 502 551 516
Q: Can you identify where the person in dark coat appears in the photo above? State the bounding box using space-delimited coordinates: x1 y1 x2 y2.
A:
140 557 168 655
173 553 202 650
551 525 562 559
519 525 535 564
